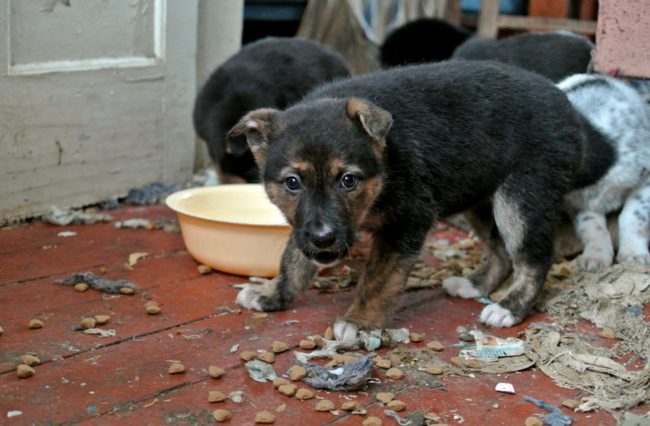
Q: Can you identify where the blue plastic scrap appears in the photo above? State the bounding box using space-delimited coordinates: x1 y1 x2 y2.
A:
524 395 574 426
302 354 375 391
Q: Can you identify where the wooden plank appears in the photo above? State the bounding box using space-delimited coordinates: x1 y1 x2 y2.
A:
497 15 597 33
528 0 569 18
477 0 500 38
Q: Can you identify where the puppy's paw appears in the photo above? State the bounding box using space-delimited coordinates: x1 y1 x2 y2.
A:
333 319 359 345
443 277 481 299
235 285 264 311
479 304 516 328
577 249 613 272
616 249 650 265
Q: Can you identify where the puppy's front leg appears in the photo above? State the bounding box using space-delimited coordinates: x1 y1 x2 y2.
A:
236 236 318 311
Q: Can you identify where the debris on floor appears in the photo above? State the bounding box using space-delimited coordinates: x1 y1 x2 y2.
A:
124 181 185 206
56 272 138 294
245 360 277 383
524 395 574 426
302 354 375 391
44 206 113 226
458 330 525 360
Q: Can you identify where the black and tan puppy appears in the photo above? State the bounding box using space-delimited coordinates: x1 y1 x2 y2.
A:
229 60 608 342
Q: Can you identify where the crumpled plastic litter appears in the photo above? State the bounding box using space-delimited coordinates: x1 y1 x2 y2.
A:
301 354 375 391
114 218 153 229
244 360 277 383
83 328 116 338
56 272 138 294
44 206 112 226
125 181 184 205
524 395 574 426
459 330 525 360
384 409 411 425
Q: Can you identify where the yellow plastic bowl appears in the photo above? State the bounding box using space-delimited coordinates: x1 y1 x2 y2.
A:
166 184 291 277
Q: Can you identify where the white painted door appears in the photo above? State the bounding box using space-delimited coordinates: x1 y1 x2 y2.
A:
0 0 198 222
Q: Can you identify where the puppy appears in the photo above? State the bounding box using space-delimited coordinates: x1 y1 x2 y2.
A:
453 32 594 82
229 60 607 341
560 74 650 271
193 37 350 182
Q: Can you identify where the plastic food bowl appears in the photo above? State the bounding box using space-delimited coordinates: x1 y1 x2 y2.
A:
166 184 291 277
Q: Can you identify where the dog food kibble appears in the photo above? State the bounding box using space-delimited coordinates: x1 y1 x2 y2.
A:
74 283 89 292
312 335 325 348
212 409 232 422
562 399 580 409
271 341 289 353
426 340 444 351
278 384 297 396
341 401 359 411
273 377 291 388
240 351 257 361
208 390 227 403
80 317 96 329
288 365 307 381
120 287 135 295
209 366 225 379
387 400 406 411
525 417 543 426
373 357 392 369
324 327 334 340
144 302 161 315
363 416 383 426
376 392 394 404
258 352 275 363
16 364 35 378
410 332 424 342
385 368 404 380
197 264 212 275
94 315 110 325
28 319 44 329
168 362 186 374
599 328 616 339
299 339 316 350
255 410 276 424
0 325 3 335
295 388 314 400
424 364 444 375
451 356 481 369
315 399 335 412
21 354 40 366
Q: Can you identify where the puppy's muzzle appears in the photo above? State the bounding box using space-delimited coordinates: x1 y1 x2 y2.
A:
304 223 344 265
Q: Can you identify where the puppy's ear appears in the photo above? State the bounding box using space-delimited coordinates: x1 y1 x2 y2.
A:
346 98 393 147
227 108 279 165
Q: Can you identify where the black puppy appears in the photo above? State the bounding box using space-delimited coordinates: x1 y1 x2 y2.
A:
193 37 350 182
380 18 473 67
453 32 594 82
229 60 610 342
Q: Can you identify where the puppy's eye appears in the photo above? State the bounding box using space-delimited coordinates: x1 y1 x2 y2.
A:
340 174 357 191
285 175 302 192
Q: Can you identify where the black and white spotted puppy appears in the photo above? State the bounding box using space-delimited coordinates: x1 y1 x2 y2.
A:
559 74 650 271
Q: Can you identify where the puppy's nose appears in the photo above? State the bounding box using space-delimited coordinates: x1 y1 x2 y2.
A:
309 224 336 249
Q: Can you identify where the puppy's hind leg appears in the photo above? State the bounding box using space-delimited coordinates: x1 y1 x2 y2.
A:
236 237 318 311
443 202 512 299
574 211 614 272
617 178 650 265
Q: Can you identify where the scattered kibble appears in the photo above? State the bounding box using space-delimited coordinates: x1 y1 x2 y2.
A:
197 264 212 274
80 317 96 329
208 390 227 403
28 319 44 329
74 283 89 292
212 409 232 422
387 400 406 411
295 388 314 400
278 384 297 396
240 351 257 361
271 341 289 353
273 377 291 388
255 410 276 424
324 327 334 340
374 357 391 369
288 365 307 381
525 416 543 426
426 340 444 351
120 287 135 295
341 401 359 411
16 364 35 378
385 368 404 380
94 315 110 325
376 392 394 404
0 325 4 335
451 356 481 369
209 366 225 379
20 354 40 366
168 362 186 374
562 399 580 410
315 399 335 412
258 352 275 363
312 335 325 348
299 339 316 350
144 301 161 315
423 364 444 375
410 332 424 342
599 328 616 339
363 416 383 426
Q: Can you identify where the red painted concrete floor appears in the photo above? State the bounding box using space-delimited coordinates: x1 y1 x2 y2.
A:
0 204 632 425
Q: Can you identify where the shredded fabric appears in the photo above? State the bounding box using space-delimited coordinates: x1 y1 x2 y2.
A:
56 272 138 294
44 206 113 226
524 395 574 426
